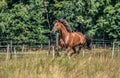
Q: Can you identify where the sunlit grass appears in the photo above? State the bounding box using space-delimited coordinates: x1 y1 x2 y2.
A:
0 49 120 78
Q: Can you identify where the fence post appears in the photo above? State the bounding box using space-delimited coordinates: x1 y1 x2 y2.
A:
6 44 9 60
56 33 60 56
14 47 16 58
52 45 55 58
47 40 51 56
10 40 12 59
93 44 96 56
21 44 24 57
40 44 43 50
112 40 116 59
82 49 85 57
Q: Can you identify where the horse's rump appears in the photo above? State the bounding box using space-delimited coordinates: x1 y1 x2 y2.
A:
84 34 92 50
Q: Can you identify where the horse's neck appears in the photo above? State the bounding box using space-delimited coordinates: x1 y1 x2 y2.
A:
60 26 69 42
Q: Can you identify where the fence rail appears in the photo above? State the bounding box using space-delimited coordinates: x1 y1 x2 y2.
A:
0 40 119 51
0 39 119 60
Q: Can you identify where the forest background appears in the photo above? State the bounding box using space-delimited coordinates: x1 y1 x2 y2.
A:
0 0 120 44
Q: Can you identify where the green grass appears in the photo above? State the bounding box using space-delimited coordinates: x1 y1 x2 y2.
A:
0 49 120 78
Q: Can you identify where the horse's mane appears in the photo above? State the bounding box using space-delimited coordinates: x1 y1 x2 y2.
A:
58 19 72 32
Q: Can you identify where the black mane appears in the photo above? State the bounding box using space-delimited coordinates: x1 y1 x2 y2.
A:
58 19 72 32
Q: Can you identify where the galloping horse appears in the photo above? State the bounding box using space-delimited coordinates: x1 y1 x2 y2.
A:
52 19 90 56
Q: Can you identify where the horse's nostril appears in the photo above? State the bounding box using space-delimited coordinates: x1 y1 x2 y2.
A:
51 29 55 34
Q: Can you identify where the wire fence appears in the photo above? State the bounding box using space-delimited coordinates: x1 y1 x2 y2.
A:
0 39 119 50
0 39 120 60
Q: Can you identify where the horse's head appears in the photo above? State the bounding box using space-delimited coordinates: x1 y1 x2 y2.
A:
52 20 62 34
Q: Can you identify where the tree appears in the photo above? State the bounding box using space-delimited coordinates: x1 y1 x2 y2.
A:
0 0 7 10
0 0 120 44
50 0 120 41
0 1 49 44
95 2 120 40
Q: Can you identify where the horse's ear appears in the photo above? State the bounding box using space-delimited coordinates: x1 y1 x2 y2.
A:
54 20 59 24
56 20 58 22
55 19 61 23
55 20 58 22
57 19 61 22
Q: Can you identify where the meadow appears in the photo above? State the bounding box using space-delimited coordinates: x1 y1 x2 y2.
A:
0 49 120 78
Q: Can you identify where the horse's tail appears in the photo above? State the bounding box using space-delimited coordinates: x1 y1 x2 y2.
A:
84 34 92 50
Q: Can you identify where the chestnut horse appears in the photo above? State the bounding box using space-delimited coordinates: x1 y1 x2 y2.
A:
52 19 89 56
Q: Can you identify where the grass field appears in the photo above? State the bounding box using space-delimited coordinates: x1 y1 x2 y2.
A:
0 49 120 78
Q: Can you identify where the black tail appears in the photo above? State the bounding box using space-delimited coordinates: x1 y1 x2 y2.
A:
84 34 92 50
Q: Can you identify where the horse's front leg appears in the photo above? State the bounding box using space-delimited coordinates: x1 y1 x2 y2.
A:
55 45 61 56
56 45 61 51
64 47 71 57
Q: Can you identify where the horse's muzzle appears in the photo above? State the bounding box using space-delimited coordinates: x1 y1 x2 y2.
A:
51 29 55 34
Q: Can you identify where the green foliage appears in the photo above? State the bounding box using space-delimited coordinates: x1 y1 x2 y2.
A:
0 0 7 10
95 2 120 39
51 0 120 40
0 0 120 43
0 0 49 44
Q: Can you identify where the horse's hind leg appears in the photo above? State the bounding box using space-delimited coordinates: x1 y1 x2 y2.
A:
69 47 76 56
77 45 82 54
